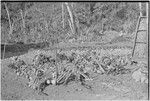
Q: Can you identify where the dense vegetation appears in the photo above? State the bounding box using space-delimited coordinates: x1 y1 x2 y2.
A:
1 2 146 44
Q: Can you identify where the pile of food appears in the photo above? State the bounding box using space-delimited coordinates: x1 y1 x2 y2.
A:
8 49 133 96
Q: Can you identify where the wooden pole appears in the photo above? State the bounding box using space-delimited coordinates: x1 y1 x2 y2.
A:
139 2 142 16
146 3 148 61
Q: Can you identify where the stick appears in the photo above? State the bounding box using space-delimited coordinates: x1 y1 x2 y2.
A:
56 71 66 83
63 71 72 85
57 70 71 83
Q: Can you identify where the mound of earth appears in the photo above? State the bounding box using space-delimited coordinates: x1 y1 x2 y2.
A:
1 49 148 100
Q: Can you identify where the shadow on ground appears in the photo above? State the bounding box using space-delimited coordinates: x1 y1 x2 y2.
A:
1 42 50 59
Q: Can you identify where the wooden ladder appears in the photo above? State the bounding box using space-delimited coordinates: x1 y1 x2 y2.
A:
131 15 148 60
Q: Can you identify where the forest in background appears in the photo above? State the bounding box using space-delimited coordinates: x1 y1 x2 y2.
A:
1 2 147 45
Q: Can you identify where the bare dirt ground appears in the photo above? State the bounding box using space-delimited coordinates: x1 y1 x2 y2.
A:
1 49 148 100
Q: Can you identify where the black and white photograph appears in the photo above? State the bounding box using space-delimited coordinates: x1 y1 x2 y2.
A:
1 1 149 100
